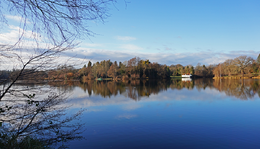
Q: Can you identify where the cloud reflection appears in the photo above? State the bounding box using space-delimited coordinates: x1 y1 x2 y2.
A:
116 114 138 119
47 79 260 109
122 104 142 111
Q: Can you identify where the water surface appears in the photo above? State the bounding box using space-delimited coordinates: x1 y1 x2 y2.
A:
63 79 260 149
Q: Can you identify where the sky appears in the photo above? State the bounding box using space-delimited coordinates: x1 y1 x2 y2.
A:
1 0 260 67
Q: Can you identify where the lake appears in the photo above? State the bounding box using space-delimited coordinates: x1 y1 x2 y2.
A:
62 79 260 149
2 78 260 148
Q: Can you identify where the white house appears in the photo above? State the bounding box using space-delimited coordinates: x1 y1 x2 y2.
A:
182 74 192 78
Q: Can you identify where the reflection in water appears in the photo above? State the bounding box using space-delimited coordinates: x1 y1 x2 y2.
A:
49 79 260 101
65 80 172 101
181 77 192 82
41 79 260 149
4 79 259 148
213 79 258 100
0 86 84 148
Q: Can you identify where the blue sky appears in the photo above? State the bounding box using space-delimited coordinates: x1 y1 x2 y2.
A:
74 0 260 66
1 0 260 66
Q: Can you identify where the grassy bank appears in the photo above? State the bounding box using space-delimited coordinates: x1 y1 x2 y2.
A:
170 76 183 78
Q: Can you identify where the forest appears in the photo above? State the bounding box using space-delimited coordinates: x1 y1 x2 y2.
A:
1 54 260 82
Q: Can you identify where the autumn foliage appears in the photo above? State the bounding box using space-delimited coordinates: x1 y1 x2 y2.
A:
3 55 260 81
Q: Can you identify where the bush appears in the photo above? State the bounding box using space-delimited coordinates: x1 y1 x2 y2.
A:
0 134 48 149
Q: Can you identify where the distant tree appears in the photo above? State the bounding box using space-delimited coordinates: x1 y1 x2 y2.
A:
223 59 235 76
128 57 140 74
257 54 260 64
119 62 126 75
87 71 94 80
251 62 259 73
119 62 122 68
202 65 208 77
78 65 89 77
88 61 92 68
107 64 118 79
213 64 221 77
195 63 203 76
114 61 118 67
234 56 253 77
190 66 194 75
185 66 190 74
67 72 74 80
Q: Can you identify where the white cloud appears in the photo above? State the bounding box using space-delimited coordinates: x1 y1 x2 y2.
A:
63 47 259 67
116 36 136 41
120 44 143 50
5 14 30 23
0 27 19 44
82 43 102 47
0 25 42 46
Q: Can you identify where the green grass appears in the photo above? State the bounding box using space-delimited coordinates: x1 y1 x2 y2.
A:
102 78 113 80
170 76 182 78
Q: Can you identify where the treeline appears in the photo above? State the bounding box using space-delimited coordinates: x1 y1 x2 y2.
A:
48 57 176 81
48 57 196 81
213 55 260 78
1 54 260 81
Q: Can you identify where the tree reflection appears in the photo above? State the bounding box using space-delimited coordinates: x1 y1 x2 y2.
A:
251 80 260 97
67 80 171 101
50 79 260 101
170 79 194 90
0 85 84 148
212 79 256 100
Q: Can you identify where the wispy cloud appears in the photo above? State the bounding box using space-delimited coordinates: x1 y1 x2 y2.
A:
120 44 143 50
82 43 102 47
63 48 259 66
0 25 42 45
116 36 136 41
122 104 142 111
5 15 30 23
164 46 172 51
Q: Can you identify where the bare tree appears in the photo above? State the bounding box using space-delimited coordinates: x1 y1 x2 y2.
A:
223 59 236 76
1 0 116 45
0 87 84 148
0 0 117 147
0 41 75 101
234 56 253 77
0 0 117 100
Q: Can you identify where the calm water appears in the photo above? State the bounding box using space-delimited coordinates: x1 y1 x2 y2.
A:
62 79 260 149
2 79 260 148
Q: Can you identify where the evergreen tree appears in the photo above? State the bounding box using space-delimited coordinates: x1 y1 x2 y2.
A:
257 54 260 64
88 61 92 68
